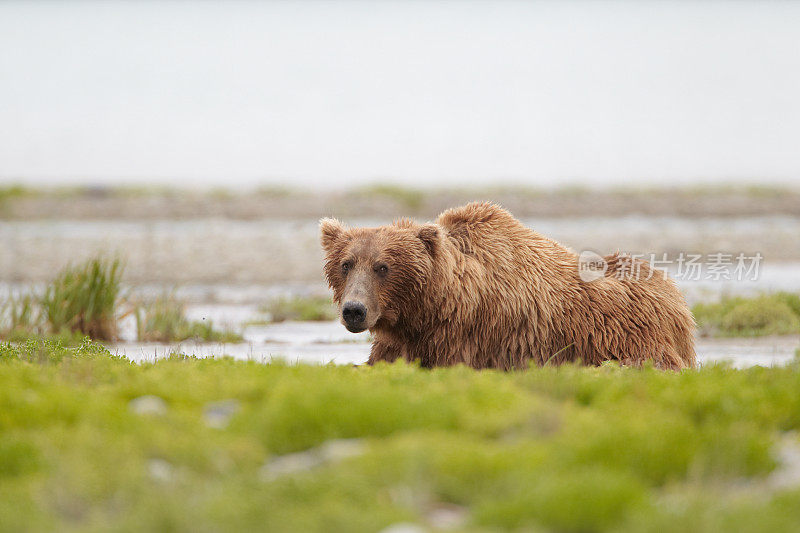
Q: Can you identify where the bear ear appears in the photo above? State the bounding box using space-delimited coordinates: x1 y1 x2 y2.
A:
417 224 440 256
319 218 345 252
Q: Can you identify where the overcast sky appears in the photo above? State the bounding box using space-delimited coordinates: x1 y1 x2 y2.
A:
1 0 799 189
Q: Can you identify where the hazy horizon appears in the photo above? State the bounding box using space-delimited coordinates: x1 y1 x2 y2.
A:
2 0 799 190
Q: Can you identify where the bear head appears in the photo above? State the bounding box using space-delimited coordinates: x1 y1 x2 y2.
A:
320 218 440 333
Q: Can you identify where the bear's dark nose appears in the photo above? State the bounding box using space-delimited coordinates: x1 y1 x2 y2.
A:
342 301 367 330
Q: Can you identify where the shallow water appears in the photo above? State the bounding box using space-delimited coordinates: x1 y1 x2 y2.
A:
107 319 799 369
111 320 371 366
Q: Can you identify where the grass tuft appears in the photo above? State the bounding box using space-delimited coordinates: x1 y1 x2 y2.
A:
257 295 337 323
39 257 123 341
136 295 243 343
0 293 43 341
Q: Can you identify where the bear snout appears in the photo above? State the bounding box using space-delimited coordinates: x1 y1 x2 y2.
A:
342 301 368 332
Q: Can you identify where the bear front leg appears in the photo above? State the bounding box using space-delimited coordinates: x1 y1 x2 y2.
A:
367 341 402 365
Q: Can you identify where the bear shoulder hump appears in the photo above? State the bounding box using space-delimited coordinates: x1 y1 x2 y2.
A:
437 202 513 232
436 202 515 253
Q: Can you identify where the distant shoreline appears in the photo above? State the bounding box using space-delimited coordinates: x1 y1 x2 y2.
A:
2 183 800 220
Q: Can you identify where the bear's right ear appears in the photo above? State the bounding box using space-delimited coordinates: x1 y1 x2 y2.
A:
417 224 440 256
319 218 345 253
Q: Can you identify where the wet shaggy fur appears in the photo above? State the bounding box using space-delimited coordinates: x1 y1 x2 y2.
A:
320 202 696 370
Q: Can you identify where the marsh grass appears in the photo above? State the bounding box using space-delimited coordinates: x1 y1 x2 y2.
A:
136 295 243 343
2 340 800 531
39 257 123 341
1 259 242 344
256 295 337 323
693 292 800 337
0 258 123 343
0 293 40 338
0 294 89 346
10 296 37 330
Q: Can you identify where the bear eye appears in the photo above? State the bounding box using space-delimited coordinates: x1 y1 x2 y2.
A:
375 264 389 276
342 261 353 275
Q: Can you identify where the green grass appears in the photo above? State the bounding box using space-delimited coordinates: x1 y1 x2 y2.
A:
257 295 338 323
1 258 123 343
693 292 800 337
0 293 42 341
136 295 243 343
39 257 123 341
1 259 241 344
2 340 800 532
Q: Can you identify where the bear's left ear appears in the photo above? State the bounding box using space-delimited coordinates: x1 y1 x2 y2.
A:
417 225 440 256
320 218 345 253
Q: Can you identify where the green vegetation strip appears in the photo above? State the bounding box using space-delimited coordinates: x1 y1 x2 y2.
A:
693 292 800 337
2 340 800 532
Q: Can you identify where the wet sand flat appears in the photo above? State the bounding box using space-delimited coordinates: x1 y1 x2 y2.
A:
3 216 799 284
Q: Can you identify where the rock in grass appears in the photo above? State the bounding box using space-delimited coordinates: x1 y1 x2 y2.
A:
318 438 366 461
128 395 167 416
426 504 468 530
261 449 325 480
147 458 174 482
203 399 240 429
378 523 426 533
768 434 800 490
260 439 365 481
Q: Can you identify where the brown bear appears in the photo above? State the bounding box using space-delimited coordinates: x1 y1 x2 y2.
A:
320 202 696 370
